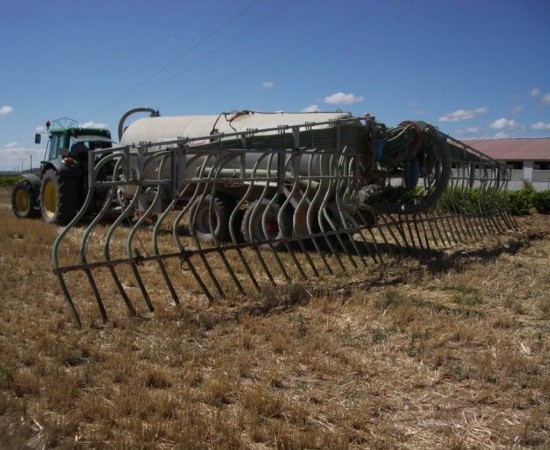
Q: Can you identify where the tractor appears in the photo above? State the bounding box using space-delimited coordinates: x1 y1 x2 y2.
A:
11 118 113 225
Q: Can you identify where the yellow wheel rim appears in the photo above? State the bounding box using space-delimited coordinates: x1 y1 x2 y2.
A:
43 180 57 218
14 188 29 212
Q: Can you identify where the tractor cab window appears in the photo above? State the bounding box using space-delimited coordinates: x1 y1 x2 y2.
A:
48 133 63 161
69 135 112 161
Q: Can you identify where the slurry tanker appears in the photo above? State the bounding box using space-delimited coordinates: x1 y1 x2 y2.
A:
22 107 515 326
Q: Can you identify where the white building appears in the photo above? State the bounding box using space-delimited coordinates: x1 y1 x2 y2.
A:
463 138 550 191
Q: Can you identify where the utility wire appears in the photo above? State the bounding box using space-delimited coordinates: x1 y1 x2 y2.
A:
92 0 263 116
164 0 402 108
134 1 301 100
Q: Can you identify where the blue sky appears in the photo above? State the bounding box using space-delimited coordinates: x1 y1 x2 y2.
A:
1 0 549 172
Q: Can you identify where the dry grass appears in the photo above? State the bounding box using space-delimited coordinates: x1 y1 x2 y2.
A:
0 187 549 449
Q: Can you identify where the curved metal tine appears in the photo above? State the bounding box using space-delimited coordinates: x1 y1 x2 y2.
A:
125 151 174 312
500 167 517 229
450 165 472 242
469 163 487 238
316 151 346 272
237 150 283 285
256 152 291 283
423 208 447 248
473 167 490 236
150 150 207 305
324 151 358 268
353 206 383 263
394 213 413 250
102 157 140 317
485 167 504 233
456 162 476 241
478 167 494 236
286 149 320 277
303 148 333 274
277 150 308 281
460 162 480 240
185 154 226 298
333 151 367 266
378 213 408 253
50 151 121 326
341 155 378 263
227 150 273 289
498 167 517 230
401 212 420 249
484 168 504 232
202 151 247 293
413 213 429 250
434 167 459 246
226 161 261 292
78 154 123 322
171 152 246 301
175 200 215 301
476 165 493 234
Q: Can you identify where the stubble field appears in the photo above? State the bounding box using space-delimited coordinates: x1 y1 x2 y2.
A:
0 187 549 449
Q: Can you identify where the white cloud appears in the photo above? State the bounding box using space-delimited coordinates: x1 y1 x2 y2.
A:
80 121 108 129
261 81 274 89
493 132 508 138
0 105 13 115
530 88 541 97
531 121 550 131
323 92 364 105
489 118 522 130
301 104 320 112
511 105 523 114
438 107 487 122
542 93 550 105
466 127 479 133
0 143 44 172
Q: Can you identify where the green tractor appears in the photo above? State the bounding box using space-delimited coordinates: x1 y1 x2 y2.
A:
11 117 113 225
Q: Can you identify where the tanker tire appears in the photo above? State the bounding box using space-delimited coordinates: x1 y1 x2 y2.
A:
190 194 234 242
40 169 80 225
241 200 293 245
11 180 40 219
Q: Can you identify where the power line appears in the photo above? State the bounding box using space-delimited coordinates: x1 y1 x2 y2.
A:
134 1 301 100
164 0 402 108
92 0 263 116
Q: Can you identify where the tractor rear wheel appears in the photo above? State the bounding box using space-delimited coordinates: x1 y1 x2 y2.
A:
40 169 80 225
11 180 40 219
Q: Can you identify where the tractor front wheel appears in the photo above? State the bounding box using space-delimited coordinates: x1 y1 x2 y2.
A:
11 180 40 219
40 169 80 225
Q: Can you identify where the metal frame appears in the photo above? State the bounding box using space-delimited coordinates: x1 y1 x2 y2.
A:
50 117 516 326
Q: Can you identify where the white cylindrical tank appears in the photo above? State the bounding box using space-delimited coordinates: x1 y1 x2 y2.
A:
120 111 353 146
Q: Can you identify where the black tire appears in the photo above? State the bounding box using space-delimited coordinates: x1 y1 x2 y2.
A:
40 169 80 225
241 200 292 244
189 194 235 242
11 180 40 219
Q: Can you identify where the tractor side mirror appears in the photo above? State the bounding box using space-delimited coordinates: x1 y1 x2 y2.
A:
34 133 41 144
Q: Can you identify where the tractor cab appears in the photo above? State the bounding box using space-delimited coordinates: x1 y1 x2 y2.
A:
11 117 115 225
35 117 113 170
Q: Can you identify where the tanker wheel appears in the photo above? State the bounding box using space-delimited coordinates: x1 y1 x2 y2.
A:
241 200 292 244
190 194 235 242
40 169 80 225
11 180 40 219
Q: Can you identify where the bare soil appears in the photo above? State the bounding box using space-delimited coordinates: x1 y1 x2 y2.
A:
0 188 548 449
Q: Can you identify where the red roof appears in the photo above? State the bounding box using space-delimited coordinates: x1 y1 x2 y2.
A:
462 138 550 161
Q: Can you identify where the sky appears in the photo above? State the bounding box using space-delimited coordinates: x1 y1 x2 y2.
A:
1 0 549 172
